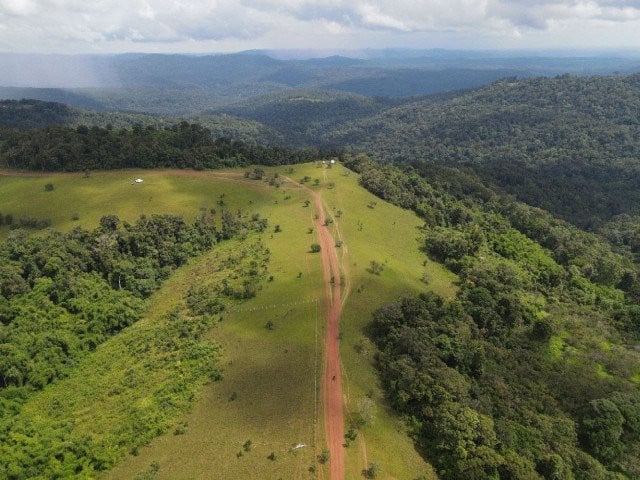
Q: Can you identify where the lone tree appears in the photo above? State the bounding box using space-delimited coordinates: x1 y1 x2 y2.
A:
44 183 54 192
345 427 358 446
310 244 321 253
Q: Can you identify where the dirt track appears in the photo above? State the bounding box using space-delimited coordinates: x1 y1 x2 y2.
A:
286 176 344 480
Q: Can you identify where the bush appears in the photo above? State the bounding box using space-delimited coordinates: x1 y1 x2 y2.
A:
365 462 379 478
12 216 51 229
173 421 188 435
344 427 358 446
319 449 330 464
310 243 321 253
44 183 54 191
532 319 554 341
579 399 625 464
367 260 384 275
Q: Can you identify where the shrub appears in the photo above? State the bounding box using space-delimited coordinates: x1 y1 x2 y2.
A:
319 449 330 464
365 462 379 478
367 261 384 275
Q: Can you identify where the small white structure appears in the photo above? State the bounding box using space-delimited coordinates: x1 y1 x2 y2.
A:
330 159 336 165
134 178 144 184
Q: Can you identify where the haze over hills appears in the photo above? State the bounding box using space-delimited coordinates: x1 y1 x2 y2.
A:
2 49 640 114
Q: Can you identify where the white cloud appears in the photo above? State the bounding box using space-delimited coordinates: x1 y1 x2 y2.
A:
1 0 640 52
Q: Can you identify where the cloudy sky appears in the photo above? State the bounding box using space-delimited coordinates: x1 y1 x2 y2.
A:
1 0 640 53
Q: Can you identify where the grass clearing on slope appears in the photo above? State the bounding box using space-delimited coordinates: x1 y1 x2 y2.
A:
278 163 457 480
1 164 458 479
0 169 273 237
104 167 326 480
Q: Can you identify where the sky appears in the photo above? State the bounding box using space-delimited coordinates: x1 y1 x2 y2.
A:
1 0 640 54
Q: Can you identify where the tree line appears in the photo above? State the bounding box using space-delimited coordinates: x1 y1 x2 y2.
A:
0 120 337 172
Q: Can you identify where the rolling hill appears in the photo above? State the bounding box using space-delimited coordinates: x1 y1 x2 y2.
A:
314 73 640 230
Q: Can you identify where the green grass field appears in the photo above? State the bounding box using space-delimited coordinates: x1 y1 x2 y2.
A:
0 169 275 238
0 164 457 479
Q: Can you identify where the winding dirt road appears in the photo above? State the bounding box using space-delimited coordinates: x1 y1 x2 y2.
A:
286 176 344 480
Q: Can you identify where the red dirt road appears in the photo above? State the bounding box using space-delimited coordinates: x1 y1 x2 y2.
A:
286 177 344 480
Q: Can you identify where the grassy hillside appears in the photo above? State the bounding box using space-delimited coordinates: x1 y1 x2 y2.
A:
104 163 457 480
3 159 640 478
0 170 276 238
313 163 455 479
0 164 457 479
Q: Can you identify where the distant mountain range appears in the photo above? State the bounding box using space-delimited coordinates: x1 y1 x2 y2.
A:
2 50 640 114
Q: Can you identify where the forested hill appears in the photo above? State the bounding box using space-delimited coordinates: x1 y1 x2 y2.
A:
345 155 640 480
325 73 640 229
211 89 406 147
0 99 74 128
0 98 281 145
0 121 332 171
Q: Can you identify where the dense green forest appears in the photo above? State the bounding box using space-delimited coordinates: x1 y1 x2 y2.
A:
0 99 75 128
343 155 640 479
212 89 404 147
326 74 640 229
0 120 333 171
0 99 281 145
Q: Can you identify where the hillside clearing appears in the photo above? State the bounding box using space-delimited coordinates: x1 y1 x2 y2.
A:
0 164 456 479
